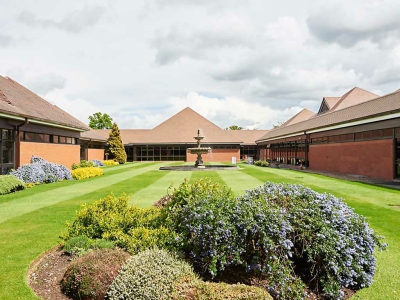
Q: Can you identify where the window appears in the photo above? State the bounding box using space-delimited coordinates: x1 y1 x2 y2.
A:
383 129 393 137
355 132 363 140
346 133 354 141
372 130 381 138
59 136 67 143
363 131 372 139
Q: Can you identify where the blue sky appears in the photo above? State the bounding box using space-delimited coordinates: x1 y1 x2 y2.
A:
1 0 399 129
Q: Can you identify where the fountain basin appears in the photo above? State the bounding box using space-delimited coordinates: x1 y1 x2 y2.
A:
159 165 240 171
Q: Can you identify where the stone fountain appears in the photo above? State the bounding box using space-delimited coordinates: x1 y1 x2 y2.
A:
159 129 239 171
187 129 211 168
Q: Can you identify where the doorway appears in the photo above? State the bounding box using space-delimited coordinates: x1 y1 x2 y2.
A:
396 139 400 178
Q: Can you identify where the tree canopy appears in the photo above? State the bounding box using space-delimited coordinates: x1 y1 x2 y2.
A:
88 112 113 129
106 123 127 164
224 125 243 130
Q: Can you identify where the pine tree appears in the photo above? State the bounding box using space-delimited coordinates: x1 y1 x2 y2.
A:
106 123 127 164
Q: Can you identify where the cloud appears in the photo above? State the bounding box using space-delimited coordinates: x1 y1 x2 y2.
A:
18 5 105 33
307 0 400 48
28 73 66 94
150 13 255 65
118 92 305 130
0 34 12 47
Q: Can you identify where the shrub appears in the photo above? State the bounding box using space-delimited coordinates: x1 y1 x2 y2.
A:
61 249 129 300
0 175 26 195
107 248 194 300
72 160 95 170
170 275 272 300
166 180 386 299
91 159 105 167
154 194 172 208
9 155 72 184
102 160 119 166
71 167 104 180
254 160 269 167
106 123 127 164
63 193 176 254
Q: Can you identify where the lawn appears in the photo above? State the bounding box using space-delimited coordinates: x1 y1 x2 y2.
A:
0 162 399 299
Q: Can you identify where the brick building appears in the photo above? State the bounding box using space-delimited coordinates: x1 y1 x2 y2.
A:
92 108 269 163
0 76 89 173
257 87 400 181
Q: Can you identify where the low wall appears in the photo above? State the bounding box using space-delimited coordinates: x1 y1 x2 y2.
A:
20 142 80 169
87 149 105 161
186 149 240 163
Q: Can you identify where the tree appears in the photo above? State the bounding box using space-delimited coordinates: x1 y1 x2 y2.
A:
106 123 127 164
224 125 243 130
273 120 286 128
88 112 113 129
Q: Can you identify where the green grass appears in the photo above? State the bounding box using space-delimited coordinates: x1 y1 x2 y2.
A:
0 162 399 299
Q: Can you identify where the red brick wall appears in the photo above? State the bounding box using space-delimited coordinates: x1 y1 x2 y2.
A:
309 139 394 180
186 149 240 163
20 142 80 169
87 149 105 161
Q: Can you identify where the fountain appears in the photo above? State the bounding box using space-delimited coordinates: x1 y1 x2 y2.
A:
159 129 239 171
187 129 211 168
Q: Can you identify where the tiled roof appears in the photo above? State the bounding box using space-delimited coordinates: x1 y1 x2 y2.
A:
324 97 341 109
257 89 400 142
280 108 315 127
228 129 270 145
80 129 109 142
0 76 89 131
330 87 378 111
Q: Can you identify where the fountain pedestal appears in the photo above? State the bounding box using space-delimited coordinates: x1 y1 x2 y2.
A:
188 129 211 168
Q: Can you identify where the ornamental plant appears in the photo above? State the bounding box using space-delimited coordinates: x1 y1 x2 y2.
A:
72 160 94 170
107 248 194 300
165 180 386 299
102 160 119 166
61 249 129 300
0 175 26 195
106 123 127 164
91 159 105 167
10 155 72 184
63 193 176 254
71 167 104 180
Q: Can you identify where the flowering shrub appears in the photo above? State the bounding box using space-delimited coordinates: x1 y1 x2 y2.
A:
61 249 129 300
0 175 26 194
10 155 72 184
63 193 176 254
107 248 194 300
71 167 104 180
91 159 105 167
102 159 119 166
166 180 386 299
71 160 94 170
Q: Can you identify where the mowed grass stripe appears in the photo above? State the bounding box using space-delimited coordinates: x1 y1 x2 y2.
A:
217 169 264 196
0 162 167 224
130 170 193 207
189 170 225 184
0 169 170 299
0 162 156 206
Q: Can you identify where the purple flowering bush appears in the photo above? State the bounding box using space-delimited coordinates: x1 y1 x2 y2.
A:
91 159 105 167
165 179 386 299
10 155 72 184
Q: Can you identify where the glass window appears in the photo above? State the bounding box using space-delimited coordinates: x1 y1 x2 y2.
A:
53 136 59 143
383 128 393 137
355 132 363 140
363 131 372 139
66 137 72 144
24 132 35 141
43 134 50 143
59 136 67 143
2 130 10 140
340 135 346 141
2 141 14 163
346 133 354 141
36 134 44 143
372 130 381 138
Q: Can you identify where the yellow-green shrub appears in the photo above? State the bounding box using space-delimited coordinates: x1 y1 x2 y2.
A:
102 160 119 166
71 167 103 180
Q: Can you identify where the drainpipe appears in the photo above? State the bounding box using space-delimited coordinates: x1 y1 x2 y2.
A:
14 118 29 168
304 131 309 168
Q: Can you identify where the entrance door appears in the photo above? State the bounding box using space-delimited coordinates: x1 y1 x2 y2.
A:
396 139 400 178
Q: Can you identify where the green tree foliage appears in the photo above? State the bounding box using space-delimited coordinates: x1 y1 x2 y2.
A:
106 123 127 164
88 112 113 129
224 125 243 130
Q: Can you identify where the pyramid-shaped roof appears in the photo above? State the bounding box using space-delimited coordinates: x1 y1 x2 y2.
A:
280 108 315 127
0 75 89 131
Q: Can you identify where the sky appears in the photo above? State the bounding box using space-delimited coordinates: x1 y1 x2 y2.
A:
1 0 400 130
